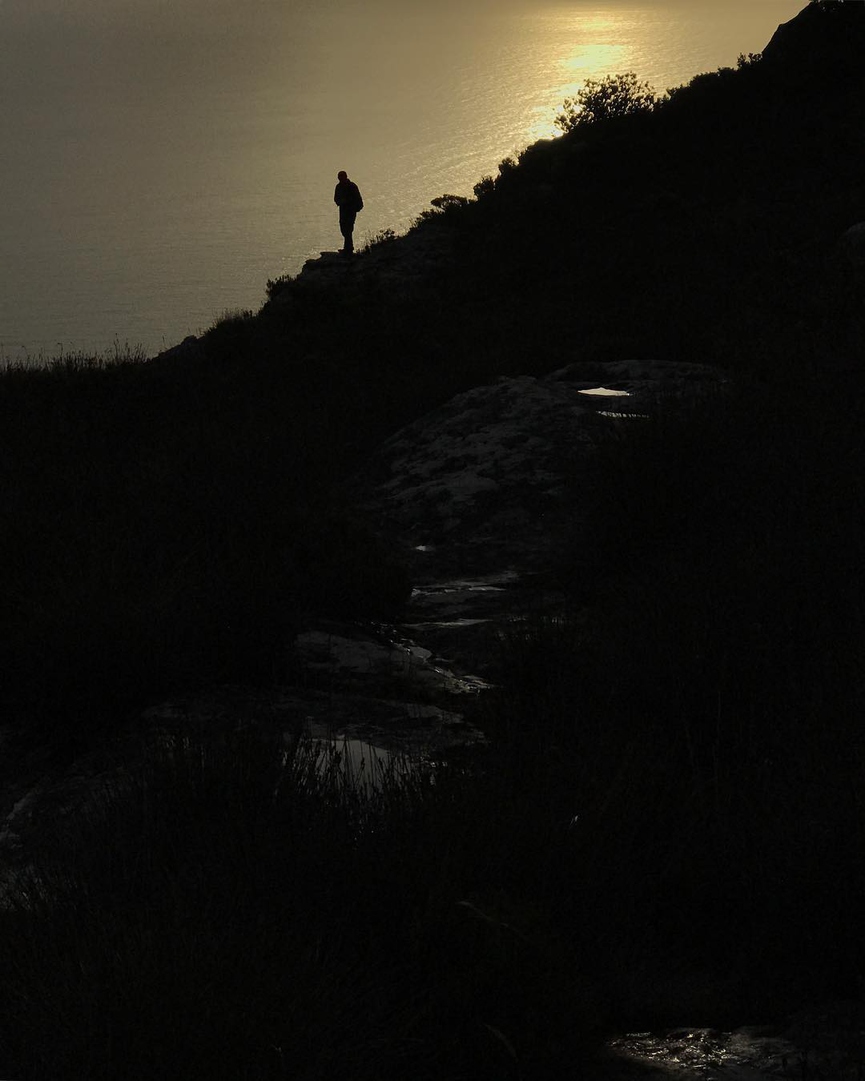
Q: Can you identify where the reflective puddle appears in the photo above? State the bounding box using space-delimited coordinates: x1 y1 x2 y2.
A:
309 735 412 792
578 385 632 397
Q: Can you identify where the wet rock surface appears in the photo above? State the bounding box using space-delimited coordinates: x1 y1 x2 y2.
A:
349 358 725 687
0 358 726 879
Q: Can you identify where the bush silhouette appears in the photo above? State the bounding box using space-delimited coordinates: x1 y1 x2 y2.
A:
554 71 657 132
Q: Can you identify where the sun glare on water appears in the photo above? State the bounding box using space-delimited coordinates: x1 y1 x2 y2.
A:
525 12 634 141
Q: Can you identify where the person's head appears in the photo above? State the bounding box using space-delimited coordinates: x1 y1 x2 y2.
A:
337 170 348 182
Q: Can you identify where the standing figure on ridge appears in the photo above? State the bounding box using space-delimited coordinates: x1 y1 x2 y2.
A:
334 170 364 256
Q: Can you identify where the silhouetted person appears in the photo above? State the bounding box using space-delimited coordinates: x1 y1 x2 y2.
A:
334 170 363 255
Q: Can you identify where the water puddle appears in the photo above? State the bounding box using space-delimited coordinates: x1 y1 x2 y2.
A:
299 702 479 791
305 735 414 792
577 384 649 418
578 385 631 397
411 571 520 599
403 617 491 629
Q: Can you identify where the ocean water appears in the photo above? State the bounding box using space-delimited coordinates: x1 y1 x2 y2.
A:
0 0 802 359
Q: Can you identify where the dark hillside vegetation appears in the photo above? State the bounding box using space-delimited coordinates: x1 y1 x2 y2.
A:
0 4 863 1076
0 350 411 736
495 372 865 1016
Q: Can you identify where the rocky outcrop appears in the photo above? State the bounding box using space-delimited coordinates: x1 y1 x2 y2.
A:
356 359 725 580
275 218 456 298
149 333 201 365
762 1 865 78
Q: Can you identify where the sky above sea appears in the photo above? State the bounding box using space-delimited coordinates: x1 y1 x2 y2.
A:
0 0 804 359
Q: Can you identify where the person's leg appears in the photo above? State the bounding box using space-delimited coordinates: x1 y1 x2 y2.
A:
339 210 356 254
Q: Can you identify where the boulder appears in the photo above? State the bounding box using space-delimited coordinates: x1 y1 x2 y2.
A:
356 359 724 578
762 2 865 80
149 333 200 365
